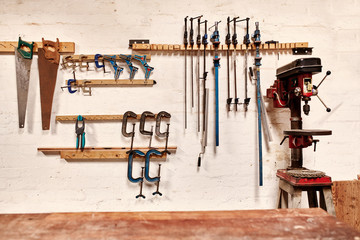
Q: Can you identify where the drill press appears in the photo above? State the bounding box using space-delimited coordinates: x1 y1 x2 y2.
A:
267 57 332 184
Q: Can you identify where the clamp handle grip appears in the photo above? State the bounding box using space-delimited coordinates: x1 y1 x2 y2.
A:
76 132 85 150
94 54 104 68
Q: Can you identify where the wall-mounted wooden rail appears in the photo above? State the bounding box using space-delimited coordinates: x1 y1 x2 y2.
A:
62 54 151 63
38 147 177 160
0 41 75 53
56 114 160 122
131 42 309 51
65 79 156 87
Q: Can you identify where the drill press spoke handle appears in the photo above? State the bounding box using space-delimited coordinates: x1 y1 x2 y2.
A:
313 70 332 112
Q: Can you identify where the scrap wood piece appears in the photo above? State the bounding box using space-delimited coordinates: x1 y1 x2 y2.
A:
131 42 309 51
65 79 156 87
55 114 159 122
0 41 75 53
332 180 360 232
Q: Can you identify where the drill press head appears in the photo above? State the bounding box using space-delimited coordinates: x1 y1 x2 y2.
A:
266 58 323 115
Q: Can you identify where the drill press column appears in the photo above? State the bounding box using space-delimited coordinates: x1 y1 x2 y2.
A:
289 97 302 168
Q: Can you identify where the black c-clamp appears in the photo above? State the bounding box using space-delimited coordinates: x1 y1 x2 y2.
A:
122 111 137 153
155 111 171 154
139 111 155 148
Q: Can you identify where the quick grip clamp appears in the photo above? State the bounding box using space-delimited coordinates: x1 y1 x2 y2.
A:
119 54 138 79
209 21 221 47
134 55 154 81
103 55 123 80
252 22 262 67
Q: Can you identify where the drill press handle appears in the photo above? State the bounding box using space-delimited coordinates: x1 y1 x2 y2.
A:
312 70 331 112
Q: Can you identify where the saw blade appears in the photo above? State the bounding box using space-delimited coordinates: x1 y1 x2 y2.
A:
15 48 32 128
38 48 59 130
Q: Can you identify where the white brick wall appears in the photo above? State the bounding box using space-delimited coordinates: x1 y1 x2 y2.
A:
0 0 359 213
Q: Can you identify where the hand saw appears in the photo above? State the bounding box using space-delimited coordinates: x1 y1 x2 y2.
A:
38 38 60 130
15 37 34 128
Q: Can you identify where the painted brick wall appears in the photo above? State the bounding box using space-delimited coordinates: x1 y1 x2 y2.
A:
0 0 359 213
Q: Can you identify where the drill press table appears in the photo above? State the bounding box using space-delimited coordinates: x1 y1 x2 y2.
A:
0 208 359 239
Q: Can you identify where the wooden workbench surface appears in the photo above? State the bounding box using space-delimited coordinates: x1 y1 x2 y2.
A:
0 208 359 239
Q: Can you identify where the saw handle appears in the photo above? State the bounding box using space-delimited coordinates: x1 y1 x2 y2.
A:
42 38 60 64
17 37 34 59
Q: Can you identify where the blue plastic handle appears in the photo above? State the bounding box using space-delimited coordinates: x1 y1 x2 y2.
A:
94 54 104 68
67 79 77 93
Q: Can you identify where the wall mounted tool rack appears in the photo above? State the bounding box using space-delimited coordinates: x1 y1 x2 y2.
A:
38 147 176 160
62 54 151 63
0 41 75 53
55 114 157 121
61 54 156 93
43 113 176 160
130 42 310 54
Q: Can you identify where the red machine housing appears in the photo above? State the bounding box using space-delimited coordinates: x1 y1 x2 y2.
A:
266 73 313 108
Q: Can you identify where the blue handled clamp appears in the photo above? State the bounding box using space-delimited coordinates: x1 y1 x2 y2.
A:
67 79 77 93
134 55 154 80
94 54 104 68
119 54 138 79
104 55 123 80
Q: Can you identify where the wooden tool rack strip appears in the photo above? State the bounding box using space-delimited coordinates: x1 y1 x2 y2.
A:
38 147 177 160
62 54 151 63
0 41 75 53
65 79 156 87
56 114 160 122
131 42 309 51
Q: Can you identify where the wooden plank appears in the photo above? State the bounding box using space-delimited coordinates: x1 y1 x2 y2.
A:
64 79 156 87
131 42 309 52
132 43 151 50
0 209 359 239
55 113 160 121
38 146 177 154
60 149 168 160
38 147 176 160
332 180 360 231
0 41 75 53
62 54 151 63
322 187 336 216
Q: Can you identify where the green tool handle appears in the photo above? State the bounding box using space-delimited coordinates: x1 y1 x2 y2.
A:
17 37 34 59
